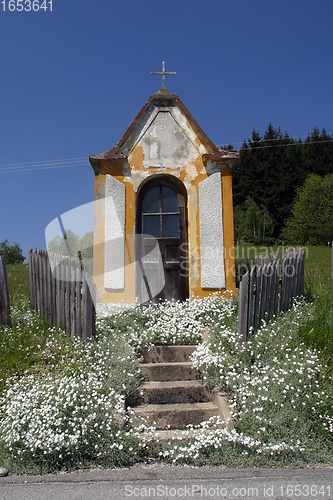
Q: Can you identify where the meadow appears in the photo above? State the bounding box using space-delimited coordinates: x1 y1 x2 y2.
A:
0 246 332 474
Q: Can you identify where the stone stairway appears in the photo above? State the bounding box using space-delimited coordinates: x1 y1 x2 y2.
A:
128 345 229 434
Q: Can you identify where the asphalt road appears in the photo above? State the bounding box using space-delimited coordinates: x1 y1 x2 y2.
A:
0 464 332 500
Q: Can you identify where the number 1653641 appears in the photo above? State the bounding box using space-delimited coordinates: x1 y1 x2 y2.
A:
2 0 52 11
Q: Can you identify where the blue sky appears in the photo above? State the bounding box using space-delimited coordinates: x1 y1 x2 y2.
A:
1 0 333 261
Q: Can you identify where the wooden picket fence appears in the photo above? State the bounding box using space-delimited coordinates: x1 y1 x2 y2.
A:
238 248 306 343
0 253 11 327
29 248 96 340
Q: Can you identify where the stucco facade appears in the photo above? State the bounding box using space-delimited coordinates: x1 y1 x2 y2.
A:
89 89 239 304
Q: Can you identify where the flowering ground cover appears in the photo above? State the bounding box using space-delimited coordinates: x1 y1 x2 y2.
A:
0 250 332 473
183 300 333 466
0 300 151 474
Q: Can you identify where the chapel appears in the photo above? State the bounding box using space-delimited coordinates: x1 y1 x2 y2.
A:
89 81 239 305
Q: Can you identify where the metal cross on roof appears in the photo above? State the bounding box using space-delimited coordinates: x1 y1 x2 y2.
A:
151 61 176 89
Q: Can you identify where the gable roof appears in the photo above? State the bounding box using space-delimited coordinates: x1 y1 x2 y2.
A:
89 89 239 174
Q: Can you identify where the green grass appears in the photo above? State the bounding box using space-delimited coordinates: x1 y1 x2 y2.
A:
0 307 75 394
5 263 30 304
299 247 333 373
0 263 74 394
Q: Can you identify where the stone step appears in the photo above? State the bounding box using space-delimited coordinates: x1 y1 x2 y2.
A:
130 380 212 406
141 362 201 382
146 428 218 441
131 401 219 429
151 429 194 441
141 345 197 364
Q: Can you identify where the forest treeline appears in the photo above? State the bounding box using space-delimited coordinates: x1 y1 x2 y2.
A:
229 125 333 245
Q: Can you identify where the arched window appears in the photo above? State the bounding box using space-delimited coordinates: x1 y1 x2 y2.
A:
142 185 180 238
136 177 188 303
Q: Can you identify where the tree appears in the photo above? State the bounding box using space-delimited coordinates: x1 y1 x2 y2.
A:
282 174 333 245
231 124 305 239
234 197 274 245
47 230 93 259
79 231 93 259
231 124 333 241
221 143 238 152
304 127 333 177
0 240 25 264
47 229 80 257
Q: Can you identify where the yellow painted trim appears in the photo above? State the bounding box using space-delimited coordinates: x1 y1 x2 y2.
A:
222 168 237 294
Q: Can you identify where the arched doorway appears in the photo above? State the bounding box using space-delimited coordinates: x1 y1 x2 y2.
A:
136 177 188 303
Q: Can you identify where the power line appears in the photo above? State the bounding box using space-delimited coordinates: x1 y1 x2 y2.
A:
0 157 88 174
0 156 86 168
0 163 88 174
220 134 310 147
239 138 333 151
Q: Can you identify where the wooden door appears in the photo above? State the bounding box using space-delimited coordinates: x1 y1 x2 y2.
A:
136 178 188 304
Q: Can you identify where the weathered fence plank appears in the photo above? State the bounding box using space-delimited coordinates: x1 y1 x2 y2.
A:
280 255 289 312
259 264 268 324
82 275 88 342
70 266 76 338
43 251 47 318
50 261 56 325
65 261 70 335
253 265 262 332
273 260 280 316
46 256 52 324
267 263 275 320
36 250 41 314
238 270 249 343
247 266 256 333
0 253 11 326
56 259 61 328
60 261 66 330
29 249 34 311
75 267 82 338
